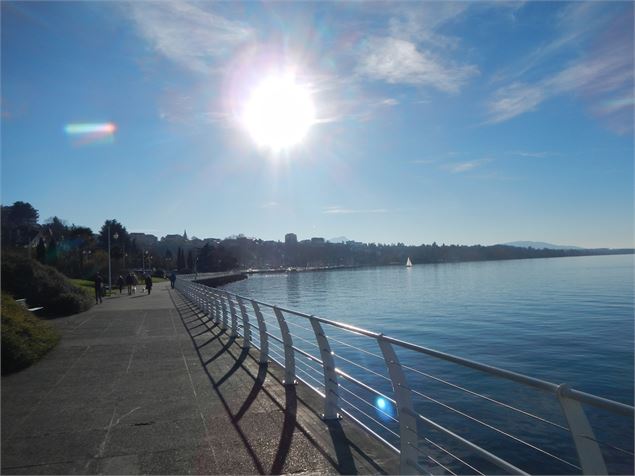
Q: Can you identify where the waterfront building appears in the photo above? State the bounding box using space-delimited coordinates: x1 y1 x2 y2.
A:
285 233 298 245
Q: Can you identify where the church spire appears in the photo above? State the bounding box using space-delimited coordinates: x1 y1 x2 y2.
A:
183 229 188 240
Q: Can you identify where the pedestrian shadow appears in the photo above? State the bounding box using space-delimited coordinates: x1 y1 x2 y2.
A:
169 289 388 475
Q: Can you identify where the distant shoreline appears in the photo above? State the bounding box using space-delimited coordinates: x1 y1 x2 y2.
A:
239 249 634 276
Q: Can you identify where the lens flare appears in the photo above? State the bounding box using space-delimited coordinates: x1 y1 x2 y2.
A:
64 122 117 146
375 396 395 421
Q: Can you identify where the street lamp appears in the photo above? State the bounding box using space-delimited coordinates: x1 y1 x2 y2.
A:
108 227 119 296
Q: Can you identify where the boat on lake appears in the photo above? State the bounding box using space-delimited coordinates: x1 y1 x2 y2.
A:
406 257 413 267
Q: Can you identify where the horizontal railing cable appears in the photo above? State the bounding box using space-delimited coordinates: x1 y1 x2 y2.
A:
410 388 579 470
324 333 386 361
288 332 320 349
414 438 486 476
338 383 399 424
339 395 400 440
333 352 392 382
401 363 569 432
295 365 326 390
334 368 396 405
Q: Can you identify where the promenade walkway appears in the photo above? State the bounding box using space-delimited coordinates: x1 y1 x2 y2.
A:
1 282 398 475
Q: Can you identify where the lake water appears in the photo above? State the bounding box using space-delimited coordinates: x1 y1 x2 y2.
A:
224 254 634 473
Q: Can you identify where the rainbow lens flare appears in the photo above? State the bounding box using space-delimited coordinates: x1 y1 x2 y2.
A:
64 122 117 146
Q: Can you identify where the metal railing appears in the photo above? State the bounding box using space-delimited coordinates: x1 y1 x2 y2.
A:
175 277 634 475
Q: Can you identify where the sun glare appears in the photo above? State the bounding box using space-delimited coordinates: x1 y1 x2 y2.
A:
242 74 315 151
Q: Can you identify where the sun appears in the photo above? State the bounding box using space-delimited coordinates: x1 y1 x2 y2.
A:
242 73 315 151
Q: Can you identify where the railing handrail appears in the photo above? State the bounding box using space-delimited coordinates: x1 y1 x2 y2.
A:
175 277 634 475
187 281 633 416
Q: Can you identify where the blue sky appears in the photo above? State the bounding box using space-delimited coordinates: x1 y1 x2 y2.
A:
2 1 633 248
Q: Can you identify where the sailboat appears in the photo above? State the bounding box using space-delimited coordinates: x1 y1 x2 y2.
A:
406 257 413 267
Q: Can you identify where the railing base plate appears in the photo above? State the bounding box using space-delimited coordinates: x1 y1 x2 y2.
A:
321 413 342 421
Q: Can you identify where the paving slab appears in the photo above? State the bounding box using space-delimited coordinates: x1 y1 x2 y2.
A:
2 281 399 475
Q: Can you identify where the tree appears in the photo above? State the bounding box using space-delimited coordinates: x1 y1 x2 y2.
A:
98 219 130 251
187 250 194 270
36 237 46 263
177 247 185 270
44 216 68 241
2 201 39 246
47 238 58 266
98 220 130 265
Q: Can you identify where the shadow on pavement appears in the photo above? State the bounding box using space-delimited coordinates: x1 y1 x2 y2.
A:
169 290 388 475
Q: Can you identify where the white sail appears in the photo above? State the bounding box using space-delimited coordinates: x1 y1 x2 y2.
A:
406 257 413 267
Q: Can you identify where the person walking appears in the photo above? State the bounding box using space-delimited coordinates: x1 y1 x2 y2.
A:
145 274 153 295
126 272 133 295
116 275 124 294
169 271 176 289
132 273 138 294
94 272 103 304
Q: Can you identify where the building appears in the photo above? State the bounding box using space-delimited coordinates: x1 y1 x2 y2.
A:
285 233 298 245
311 237 325 245
129 232 158 249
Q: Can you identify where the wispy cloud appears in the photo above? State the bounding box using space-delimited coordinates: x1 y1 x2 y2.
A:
323 206 388 215
410 159 438 165
127 2 254 75
387 2 470 49
356 36 478 93
380 98 399 106
444 158 493 174
260 201 278 209
510 150 558 159
486 3 633 132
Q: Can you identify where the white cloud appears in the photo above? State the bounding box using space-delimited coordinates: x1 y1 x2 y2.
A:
510 151 557 159
445 158 493 173
487 83 546 123
486 3 633 131
387 3 469 49
127 2 254 74
487 46 633 124
323 206 388 215
380 98 399 106
356 37 478 93
260 201 278 209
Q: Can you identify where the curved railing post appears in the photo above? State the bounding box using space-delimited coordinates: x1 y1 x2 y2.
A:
237 297 251 349
203 289 211 320
557 384 608 475
209 292 218 324
273 306 297 385
310 316 342 420
227 292 238 337
220 293 229 330
377 335 418 475
251 301 269 364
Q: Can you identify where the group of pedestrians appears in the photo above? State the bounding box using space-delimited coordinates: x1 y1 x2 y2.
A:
93 271 155 304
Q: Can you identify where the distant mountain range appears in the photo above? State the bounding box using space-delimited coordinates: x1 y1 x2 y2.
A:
502 241 584 250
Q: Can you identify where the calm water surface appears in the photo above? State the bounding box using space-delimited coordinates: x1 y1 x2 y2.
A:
224 254 634 473
227 254 633 401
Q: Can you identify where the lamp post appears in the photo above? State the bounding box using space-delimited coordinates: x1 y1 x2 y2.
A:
108 227 119 296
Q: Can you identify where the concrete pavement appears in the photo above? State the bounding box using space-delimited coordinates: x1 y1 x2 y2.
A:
2 281 398 475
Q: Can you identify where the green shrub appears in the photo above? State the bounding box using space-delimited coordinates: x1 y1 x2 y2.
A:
1 293 60 374
1 252 93 317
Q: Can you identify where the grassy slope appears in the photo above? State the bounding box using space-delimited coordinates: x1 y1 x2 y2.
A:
1 293 60 374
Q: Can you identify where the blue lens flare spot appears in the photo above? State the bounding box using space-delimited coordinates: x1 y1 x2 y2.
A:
375 397 395 421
